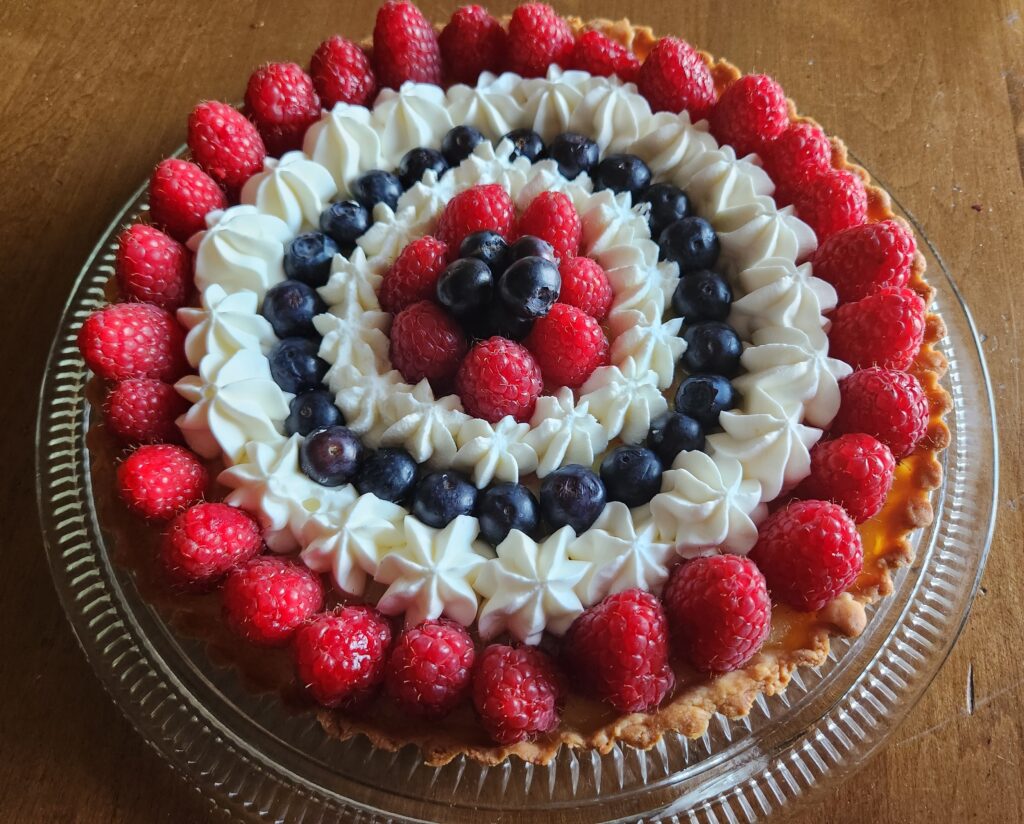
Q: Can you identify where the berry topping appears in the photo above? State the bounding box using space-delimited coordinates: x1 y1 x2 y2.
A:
472 644 562 744
285 389 344 436
412 470 478 528
709 74 789 157
187 101 266 195
459 230 509 271
148 158 227 242
569 29 641 82
672 270 733 322
222 557 324 646
812 218 917 303
397 146 449 189
681 321 743 377
637 36 716 120
309 35 377 108
268 337 328 394
78 302 187 382
437 257 494 317
525 303 608 388
795 433 896 523
760 122 832 206
501 128 545 162
517 191 581 263
499 256 561 320
793 167 868 241
646 411 705 465
160 502 262 587
118 443 208 521
372 0 443 89
389 300 468 388
261 280 326 339
355 448 418 505
300 425 365 486
547 132 600 180
351 169 403 211
114 223 191 311
437 184 515 251
641 182 691 239
506 234 556 265
106 378 189 445
659 215 720 273
441 125 485 166
477 482 540 546
505 3 574 79
599 446 664 507
319 200 370 249
284 232 339 288
379 235 450 313
539 464 606 534
475 302 535 342
674 374 737 428
830 367 929 458
384 619 476 718
244 62 321 156
455 336 543 422
591 153 652 198
828 286 926 371
557 256 612 320
439 5 507 85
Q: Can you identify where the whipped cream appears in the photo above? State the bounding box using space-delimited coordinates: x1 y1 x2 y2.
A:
579 358 669 444
609 315 686 388
378 381 469 466
729 257 838 339
302 102 383 195
314 307 391 378
240 151 337 234
177 284 275 370
453 417 539 488
445 72 524 139
372 82 454 168
526 388 609 478
317 246 384 315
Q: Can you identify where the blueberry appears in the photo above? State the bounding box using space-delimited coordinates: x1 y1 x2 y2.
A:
547 132 599 180
465 300 534 342
477 483 540 546
284 232 339 287
659 216 720 274
505 235 557 266
600 446 664 507
319 201 370 248
675 374 738 428
437 258 494 316
300 425 364 486
498 256 561 319
681 322 742 376
351 170 403 211
285 389 344 436
672 270 733 322
355 448 418 504
412 471 478 528
398 147 449 189
646 412 705 465
459 230 509 272
441 125 485 166
261 280 326 339
592 153 652 198
268 337 328 394
641 183 691 238
539 465 606 534
502 128 545 162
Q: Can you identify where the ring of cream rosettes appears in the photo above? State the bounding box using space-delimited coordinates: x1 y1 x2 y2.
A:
173 68 852 646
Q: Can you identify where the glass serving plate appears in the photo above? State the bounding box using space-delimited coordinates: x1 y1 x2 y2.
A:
36 160 998 823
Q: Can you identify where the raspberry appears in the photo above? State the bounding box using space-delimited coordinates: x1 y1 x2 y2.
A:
309 36 377 108
709 74 789 158
245 62 321 156
106 378 189 444
378 235 449 313
114 223 191 310
455 337 543 423
78 302 187 382
372 1 443 89
828 286 926 371
293 606 393 707
557 256 612 320
812 219 917 303
389 300 468 390
516 192 581 263
187 101 266 195
149 158 227 242
636 36 716 121
222 557 324 646
525 303 608 388
439 5 507 86
563 589 674 713
472 644 562 744
118 443 208 521
793 167 868 240
161 502 263 587
663 555 771 672
569 30 641 83
761 122 832 206
831 367 929 458
384 619 476 718
505 4 575 79
795 434 896 523
436 184 515 252
750 500 863 612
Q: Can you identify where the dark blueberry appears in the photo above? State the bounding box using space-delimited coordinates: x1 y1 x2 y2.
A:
319 200 370 248
646 412 705 465
672 270 733 322
659 216 720 274
285 389 344 436
262 280 326 339
592 153 652 198
412 471 478 528
502 128 545 162
351 170 403 211
299 425 364 486
547 132 600 180
681 321 743 377
498 256 561 320
465 300 534 342
477 483 540 546
505 235 557 265
284 232 339 288
540 465 607 534
675 374 738 429
437 258 494 316
268 337 328 394
600 446 664 507
355 448 418 505
641 183 691 238
397 147 449 189
441 125 485 166
459 230 509 272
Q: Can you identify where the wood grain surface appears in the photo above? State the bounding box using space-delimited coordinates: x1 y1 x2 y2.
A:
2 0 1021 821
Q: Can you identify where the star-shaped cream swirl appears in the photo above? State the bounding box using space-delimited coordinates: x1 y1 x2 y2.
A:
453 417 539 488
579 357 669 444
177 284 275 370
525 388 609 478
317 247 384 317
328 366 409 437
313 309 390 378
379 381 469 465
609 315 686 388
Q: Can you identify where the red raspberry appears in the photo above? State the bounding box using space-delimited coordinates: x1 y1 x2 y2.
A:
245 62 321 156
78 303 187 382
812 219 917 304
149 158 227 242
636 36 716 121
563 589 674 713
828 286 926 371
472 644 562 744
525 303 608 388
222 557 324 646
389 301 468 390
439 5 507 86
517 191 581 263
309 36 377 108
187 101 266 196
662 555 771 673
761 122 832 206
505 4 575 79
558 256 612 320
293 606 393 707
161 502 263 587
106 378 189 444
750 500 863 612
831 367 929 458
709 74 789 158
455 337 543 423
384 619 476 718
793 167 868 240
117 444 208 521
372 0 443 89
569 30 641 83
436 184 515 252
378 235 449 313
114 223 191 310
795 434 896 523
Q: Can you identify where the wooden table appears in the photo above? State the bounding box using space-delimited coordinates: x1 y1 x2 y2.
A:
2 0 1020 820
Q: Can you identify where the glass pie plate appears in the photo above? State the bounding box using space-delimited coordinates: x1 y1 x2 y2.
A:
36 157 997 823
